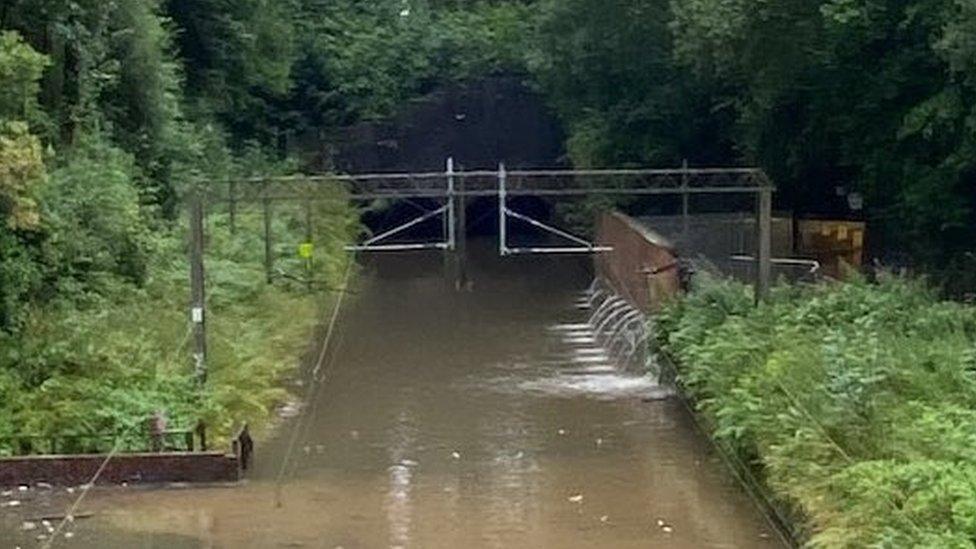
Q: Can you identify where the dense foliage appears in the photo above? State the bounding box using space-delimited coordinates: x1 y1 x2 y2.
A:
0 2 367 449
657 275 976 546
529 0 976 281
0 0 535 448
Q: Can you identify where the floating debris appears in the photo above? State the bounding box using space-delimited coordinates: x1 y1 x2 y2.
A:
64 532 75 539
21 521 37 531
399 459 418 467
3 500 21 507
656 519 674 534
350 430 360 440
568 494 583 503
596 438 603 447
557 429 567 435
600 515 609 523
36 482 52 490
451 451 461 460
17 485 28 492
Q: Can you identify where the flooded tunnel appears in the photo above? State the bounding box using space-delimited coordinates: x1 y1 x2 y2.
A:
0 77 785 549
2 241 783 548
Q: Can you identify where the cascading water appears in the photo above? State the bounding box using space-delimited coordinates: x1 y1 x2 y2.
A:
564 279 663 379
531 278 671 400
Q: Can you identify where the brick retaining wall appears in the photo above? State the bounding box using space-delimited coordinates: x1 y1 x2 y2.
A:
0 452 240 487
595 212 681 312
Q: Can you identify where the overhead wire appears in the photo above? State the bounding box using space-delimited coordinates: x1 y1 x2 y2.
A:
273 255 356 508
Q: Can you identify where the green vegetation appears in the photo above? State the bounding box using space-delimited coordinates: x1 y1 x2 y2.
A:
0 0 532 450
529 0 976 285
0 4 364 450
3 11 976 549
656 275 976 546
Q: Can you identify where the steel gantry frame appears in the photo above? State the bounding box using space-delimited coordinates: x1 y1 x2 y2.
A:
186 160 774 383
205 159 774 263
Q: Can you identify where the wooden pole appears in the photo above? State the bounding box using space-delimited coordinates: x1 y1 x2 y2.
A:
263 182 274 284
188 194 207 386
228 180 237 235
305 186 314 291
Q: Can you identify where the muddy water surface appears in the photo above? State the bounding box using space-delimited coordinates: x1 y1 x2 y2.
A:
1 246 782 548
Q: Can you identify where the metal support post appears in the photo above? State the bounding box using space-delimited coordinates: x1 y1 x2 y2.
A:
188 194 207 386
756 187 773 301
446 158 456 250
454 160 467 289
498 162 508 256
681 159 690 237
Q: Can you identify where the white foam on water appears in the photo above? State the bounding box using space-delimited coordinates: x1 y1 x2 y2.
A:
562 336 597 344
518 372 665 400
568 347 608 356
547 323 593 332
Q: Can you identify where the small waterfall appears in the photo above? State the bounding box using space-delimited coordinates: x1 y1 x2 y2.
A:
526 279 671 400
576 279 659 378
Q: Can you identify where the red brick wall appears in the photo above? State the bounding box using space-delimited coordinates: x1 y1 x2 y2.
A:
0 452 240 487
595 212 681 312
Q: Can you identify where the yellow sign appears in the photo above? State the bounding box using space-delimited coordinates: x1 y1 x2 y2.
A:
298 242 314 259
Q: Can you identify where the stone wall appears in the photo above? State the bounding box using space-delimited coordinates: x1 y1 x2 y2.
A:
0 452 240 487
595 212 681 312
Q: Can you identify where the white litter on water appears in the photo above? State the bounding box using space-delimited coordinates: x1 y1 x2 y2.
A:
451 451 461 460
568 494 583 503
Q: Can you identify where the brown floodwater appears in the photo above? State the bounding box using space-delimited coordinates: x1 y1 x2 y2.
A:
1 243 782 548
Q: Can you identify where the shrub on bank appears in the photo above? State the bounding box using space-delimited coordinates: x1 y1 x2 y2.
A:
655 274 976 547
0 171 358 454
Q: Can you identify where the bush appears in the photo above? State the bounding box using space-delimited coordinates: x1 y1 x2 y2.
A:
656 274 976 546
